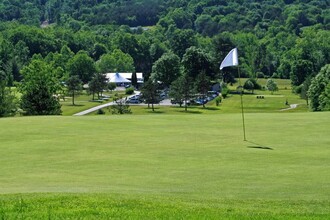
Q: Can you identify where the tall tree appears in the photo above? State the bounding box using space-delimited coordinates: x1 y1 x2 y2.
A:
67 51 96 83
96 49 135 73
169 74 194 112
150 52 181 88
234 33 260 78
141 79 159 112
195 71 211 108
182 46 214 79
88 73 108 100
0 70 16 117
66 75 82 105
19 60 62 115
308 64 330 111
266 79 279 95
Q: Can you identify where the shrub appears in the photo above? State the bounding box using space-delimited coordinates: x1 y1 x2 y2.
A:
257 72 265 78
125 87 134 95
221 87 229 98
97 109 105 114
215 96 222 106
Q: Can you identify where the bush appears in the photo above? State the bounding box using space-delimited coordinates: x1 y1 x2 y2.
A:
221 87 229 98
215 96 222 106
125 87 134 95
96 109 105 114
257 72 265 78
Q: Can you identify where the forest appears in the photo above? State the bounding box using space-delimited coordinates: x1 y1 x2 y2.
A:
0 0 329 115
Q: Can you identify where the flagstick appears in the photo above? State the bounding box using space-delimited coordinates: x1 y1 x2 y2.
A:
237 67 247 141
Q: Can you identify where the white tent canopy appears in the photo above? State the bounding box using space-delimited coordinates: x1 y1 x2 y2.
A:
108 73 131 83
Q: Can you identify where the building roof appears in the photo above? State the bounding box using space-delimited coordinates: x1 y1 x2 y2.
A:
105 72 144 83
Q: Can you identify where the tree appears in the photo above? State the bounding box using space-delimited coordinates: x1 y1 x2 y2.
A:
167 28 197 58
182 46 214 80
19 60 62 115
195 71 211 108
0 71 16 117
96 49 135 73
88 73 108 100
234 33 260 78
131 72 138 88
243 79 255 94
108 82 117 93
169 74 194 111
266 79 279 94
141 79 159 112
211 32 236 83
66 75 82 105
290 59 313 87
150 52 181 87
111 98 132 115
300 76 312 106
67 51 96 83
308 64 330 111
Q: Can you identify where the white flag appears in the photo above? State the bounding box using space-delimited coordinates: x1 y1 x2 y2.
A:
219 48 238 70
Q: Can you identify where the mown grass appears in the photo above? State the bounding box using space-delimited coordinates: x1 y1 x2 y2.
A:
60 91 126 116
0 112 329 218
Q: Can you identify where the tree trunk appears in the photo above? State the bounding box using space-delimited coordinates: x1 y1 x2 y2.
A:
72 91 75 105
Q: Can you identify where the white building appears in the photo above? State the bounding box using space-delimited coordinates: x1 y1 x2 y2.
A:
105 72 144 84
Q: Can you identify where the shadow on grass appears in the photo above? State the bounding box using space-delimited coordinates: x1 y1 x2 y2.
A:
246 140 274 150
173 106 220 112
149 110 165 114
176 110 202 114
202 107 220 111
65 104 85 107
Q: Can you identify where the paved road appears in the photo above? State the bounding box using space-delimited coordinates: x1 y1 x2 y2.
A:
74 92 173 116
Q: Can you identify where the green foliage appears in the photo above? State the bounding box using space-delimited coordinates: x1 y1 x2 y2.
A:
0 71 16 117
169 74 194 111
0 0 328 104
97 108 105 115
266 79 279 95
141 79 159 111
182 46 214 79
68 51 96 83
308 64 330 111
111 98 132 114
243 79 255 94
195 71 211 108
97 49 135 73
125 87 134 95
151 52 181 87
88 73 108 100
19 60 62 115
215 96 222 106
66 75 82 105
108 82 117 92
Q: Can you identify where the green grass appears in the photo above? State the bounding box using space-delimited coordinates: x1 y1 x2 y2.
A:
60 91 126 116
91 78 307 116
0 112 329 218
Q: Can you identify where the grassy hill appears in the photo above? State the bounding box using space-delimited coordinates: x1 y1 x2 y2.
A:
0 112 329 218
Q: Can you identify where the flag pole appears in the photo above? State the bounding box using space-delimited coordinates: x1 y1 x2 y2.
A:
237 66 247 141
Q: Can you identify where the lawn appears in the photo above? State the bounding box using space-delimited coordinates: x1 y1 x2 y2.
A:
0 112 329 219
91 78 308 116
60 90 126 116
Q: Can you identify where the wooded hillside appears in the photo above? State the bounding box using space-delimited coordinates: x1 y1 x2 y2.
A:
0 0 329 112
